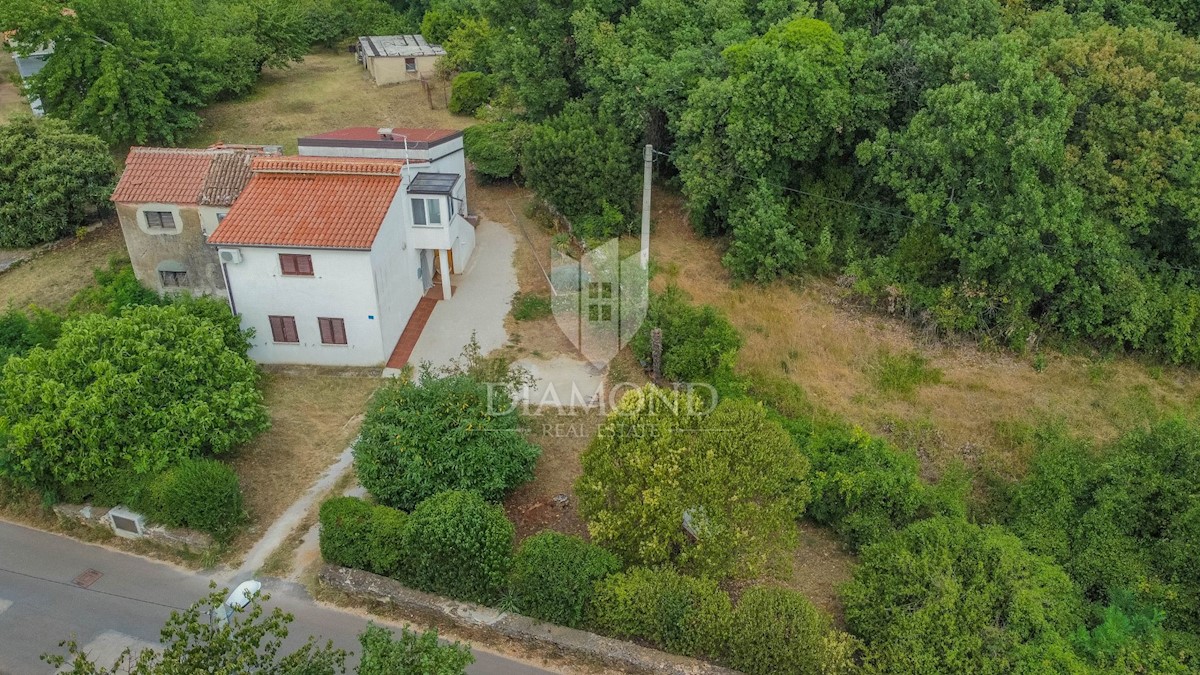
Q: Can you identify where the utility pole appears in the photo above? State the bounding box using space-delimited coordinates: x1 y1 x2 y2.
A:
641 144 653 270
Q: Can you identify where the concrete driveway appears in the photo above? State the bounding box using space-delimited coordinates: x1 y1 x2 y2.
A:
397 219 516 373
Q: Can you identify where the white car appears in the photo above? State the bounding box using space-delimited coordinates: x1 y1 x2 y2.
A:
210 580 262 626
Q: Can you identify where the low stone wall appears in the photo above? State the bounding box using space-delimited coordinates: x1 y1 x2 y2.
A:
53 503 214 552
318 565 739 675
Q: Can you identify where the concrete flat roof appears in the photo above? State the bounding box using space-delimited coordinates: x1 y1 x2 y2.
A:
358 35 446 58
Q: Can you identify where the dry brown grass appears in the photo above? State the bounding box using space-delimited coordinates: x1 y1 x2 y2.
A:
187 50 470 153
644 189 1200 478
505 407 602 542
224 369 379 558
0 55 28 123
0 221 126 311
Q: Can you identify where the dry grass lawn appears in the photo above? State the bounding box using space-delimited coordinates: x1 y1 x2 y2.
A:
643 189 1200 479
187 50 470 153
224 369 379 559
0 55 28 124
0 221 126 311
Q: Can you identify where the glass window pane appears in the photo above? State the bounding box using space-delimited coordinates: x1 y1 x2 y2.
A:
411 198 426 225
428 199 441 224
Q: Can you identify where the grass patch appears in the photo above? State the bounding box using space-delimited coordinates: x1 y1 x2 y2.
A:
869 351 944 396
187 50 470 152
0 55 28 124
511 292 551 321
0 223 125 311
223 370 379 562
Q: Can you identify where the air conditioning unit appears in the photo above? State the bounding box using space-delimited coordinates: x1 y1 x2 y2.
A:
108 506 147 539
219 249 242 264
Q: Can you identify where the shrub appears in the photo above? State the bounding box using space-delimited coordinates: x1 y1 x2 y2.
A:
463 122 526 182
0 304 269 497
842 517 1086 673
150 459 245 540
448 72 496 116
400 490 514 605
868 350 943 396
67 259 162 316
511 292 551 321
366 505 408 578
358 623 474 675
510 532 621 628
630 286 742 384
578 386 809 578
355 373 539 511
728 587 852 675
591 567 732 659
319 496 374 570
0 116 114 248
803 425 966 550
0 307 61 363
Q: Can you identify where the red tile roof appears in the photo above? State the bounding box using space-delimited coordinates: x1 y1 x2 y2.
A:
207 157 408 250
112 146 268 206
301 127 461 144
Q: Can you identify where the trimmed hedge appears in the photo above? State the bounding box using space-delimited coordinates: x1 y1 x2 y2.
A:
591 567 732 660
149 458 245 541
510 531 620 628
729 587 840 675
401 490 514 605
366 505 408 578
319 496 374 570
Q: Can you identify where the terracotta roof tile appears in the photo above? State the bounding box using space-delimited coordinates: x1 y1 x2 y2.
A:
207 157 407 250
112 146 267 206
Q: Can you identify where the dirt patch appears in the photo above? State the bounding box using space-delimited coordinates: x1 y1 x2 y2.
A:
504 407 601 542
0 221 125 311
224 370 380 560
188 50 469 153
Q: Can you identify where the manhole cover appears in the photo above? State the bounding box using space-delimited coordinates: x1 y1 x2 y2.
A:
73 569 103 589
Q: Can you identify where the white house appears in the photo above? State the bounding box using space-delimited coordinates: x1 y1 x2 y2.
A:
207 155 476 366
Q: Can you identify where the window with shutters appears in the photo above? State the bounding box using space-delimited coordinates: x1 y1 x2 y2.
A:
318 317 347 345
279 254 314 276
159 270 188 287
405 57 417 72
144 211 177 230
268 315 299 343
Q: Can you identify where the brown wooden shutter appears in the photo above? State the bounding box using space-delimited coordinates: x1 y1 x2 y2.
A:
318 318 333 344
283 316 298 343
335 319 347 344
269 315 284 342
297 255 313 275
279 254 296 275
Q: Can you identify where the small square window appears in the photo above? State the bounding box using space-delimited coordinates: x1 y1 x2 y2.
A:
405 58 417 72
159 270 187 287
279 254 314 276
602 305 613 321
145 211 176 230
269 315 299 343
588 305 599 322
601 282 613 299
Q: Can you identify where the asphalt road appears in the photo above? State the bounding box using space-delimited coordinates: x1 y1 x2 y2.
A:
0 520 555 675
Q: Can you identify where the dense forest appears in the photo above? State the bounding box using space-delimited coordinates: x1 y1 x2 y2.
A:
441 0 1200 365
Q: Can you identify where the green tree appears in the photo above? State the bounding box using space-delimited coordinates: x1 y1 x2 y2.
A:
577 385 809 577
842 517 1086 673
0 304 268 497
0 116 114 247
448 71 495 115
45 586 347 674
521 102 639 234
354 370 539 511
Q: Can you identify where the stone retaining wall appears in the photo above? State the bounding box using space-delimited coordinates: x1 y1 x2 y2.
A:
53 503 214 552
318 564 740 675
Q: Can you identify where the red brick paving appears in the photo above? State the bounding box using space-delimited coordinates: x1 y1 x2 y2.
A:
385 296 439 369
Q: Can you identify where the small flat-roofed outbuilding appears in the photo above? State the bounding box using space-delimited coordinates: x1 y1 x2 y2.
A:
356 35 446 84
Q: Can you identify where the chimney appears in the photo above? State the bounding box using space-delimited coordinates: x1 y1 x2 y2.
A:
378 127 394 141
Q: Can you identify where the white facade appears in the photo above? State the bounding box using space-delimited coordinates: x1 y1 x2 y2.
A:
220 188 425 367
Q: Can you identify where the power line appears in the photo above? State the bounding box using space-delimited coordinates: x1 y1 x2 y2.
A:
0 565 189 612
